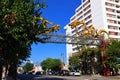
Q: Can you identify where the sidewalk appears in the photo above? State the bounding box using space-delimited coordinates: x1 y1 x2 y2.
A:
79 75 120 80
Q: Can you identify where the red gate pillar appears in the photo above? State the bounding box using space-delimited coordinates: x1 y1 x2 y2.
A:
100 38 108 76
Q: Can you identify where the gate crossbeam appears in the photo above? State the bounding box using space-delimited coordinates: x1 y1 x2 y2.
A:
39 34 100 46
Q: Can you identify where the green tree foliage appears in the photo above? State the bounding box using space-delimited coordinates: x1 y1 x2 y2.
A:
105 40 120 74
69 54 81 70
41 58 62 71
41 58 53 70
69 46 101 74
106 40 120 57
52 59 62 70
23 62 34 73
0 0 59 79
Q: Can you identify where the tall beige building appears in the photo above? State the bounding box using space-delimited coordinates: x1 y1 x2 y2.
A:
64 0 120 64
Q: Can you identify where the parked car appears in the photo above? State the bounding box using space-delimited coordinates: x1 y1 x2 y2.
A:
52 71 59 75
48 71 53 75
69 71 75 76
74 71 80 76
35 71 44 76
59 70 69 76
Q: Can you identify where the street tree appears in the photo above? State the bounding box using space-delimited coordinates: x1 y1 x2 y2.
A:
69 46 101 75
41 58 53 71
23 62 34 73
69 54 81 70
105 40 120 74
41 58 62 72
0 0 59 79
52 59 62 71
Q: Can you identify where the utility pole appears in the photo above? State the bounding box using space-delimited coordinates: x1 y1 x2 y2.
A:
61 53 64 63
61 53 64 67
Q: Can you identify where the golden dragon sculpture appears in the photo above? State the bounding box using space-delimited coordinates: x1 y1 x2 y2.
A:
69 20 109 39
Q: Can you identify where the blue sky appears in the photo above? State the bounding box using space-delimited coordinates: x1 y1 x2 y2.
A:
29 0 81 65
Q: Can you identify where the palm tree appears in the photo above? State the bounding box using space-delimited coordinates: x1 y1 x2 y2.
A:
105 40 120 75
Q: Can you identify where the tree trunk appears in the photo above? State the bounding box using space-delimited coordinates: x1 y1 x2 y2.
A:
14 63 17 80
0 62 3 80
8 63 17 80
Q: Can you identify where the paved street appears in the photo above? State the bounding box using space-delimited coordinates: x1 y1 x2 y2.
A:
39 75 120 80
17 74 120 80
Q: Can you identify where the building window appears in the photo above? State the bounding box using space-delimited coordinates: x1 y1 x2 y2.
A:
84 9 91 16
71 16 76 21
106 13 116 18
114 21 117 24
116 5 120 8
83 0 90 7
108 25 115 29
109 31 115 35
117 15 120 19
115 0 119 3
72 47 78 51
77 12 81 16
78 25 82 30
105 2 115 7
118 21 120 24
80 11 83 14
116 10 120 13
107 19 113 23
77 11 83 17
107 13 112 17
115 32 118 35
83 0 86 3
107 0 114 1
106 8 115 12
76 7 82 12
83 5 91 12
107 19 117 24
109 32 118 36
77 16 83 20
86 20 92 25
72 30 76 33
84 14 91 21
